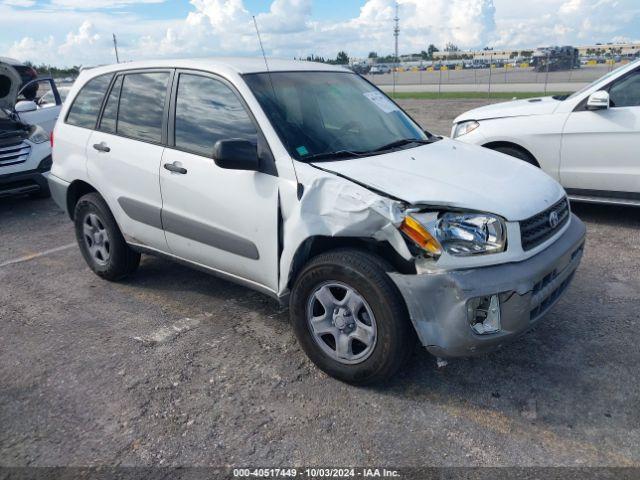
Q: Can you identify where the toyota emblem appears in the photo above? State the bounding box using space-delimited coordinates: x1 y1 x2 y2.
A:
549 211 559 228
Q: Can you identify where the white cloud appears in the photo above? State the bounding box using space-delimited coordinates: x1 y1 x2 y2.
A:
255 0 312 34
2 0 36 6
7 35 56 63
1 0 639 67
50 0 165 8
58 21 101 54
495 0 640 48
559 0 582 15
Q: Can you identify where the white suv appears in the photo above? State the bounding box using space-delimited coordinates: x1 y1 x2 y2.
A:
0 60 63 198
48 59 586 384
452 59 640 207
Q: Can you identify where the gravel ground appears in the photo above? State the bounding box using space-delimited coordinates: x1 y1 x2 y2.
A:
1 100 639 471
397 98 505 135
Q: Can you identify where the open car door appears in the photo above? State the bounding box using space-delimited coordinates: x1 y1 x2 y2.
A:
15 77 62 133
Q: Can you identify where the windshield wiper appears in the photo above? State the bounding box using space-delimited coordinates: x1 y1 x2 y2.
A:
368 138 433 153
304 149 366 162
304 138 437 162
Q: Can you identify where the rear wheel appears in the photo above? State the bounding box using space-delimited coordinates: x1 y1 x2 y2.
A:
74 192 140 281
290 249 414 385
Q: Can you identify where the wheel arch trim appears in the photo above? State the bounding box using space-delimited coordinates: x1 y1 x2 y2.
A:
482 141 540 167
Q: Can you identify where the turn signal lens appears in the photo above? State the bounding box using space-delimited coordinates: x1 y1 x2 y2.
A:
400 216 442 256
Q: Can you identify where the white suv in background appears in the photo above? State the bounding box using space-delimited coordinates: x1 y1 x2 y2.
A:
0 60 63 198
48 59 585 384
452 59 640 207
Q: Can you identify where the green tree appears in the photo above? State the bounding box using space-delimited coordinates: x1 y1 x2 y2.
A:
335 51 349 65
426 44 439 60
444 42 459 52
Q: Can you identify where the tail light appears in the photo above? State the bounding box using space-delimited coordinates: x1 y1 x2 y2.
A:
50 129 54 148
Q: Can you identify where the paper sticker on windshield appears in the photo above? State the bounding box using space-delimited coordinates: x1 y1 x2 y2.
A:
363 91 399 114
296 146 309 156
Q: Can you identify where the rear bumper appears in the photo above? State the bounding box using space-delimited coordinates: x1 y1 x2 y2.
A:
0 167 49 198
389 214 586 357
44 172 70 216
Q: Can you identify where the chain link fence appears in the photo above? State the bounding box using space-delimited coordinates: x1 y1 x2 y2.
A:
366 58 629 93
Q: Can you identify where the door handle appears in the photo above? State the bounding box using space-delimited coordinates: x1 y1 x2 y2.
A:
164 162 187 174
93 142 110 153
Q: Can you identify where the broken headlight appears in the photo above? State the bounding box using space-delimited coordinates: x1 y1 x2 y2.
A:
435 212 506 256
401 211 506 258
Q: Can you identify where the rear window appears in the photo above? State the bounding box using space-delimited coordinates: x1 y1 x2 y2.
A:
66 74 113 129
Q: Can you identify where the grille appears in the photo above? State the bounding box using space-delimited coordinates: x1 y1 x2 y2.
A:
520 198 570 251
529 242 584 320
0 141 31 168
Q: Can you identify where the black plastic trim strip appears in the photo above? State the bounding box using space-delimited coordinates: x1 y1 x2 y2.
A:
162 210 260 260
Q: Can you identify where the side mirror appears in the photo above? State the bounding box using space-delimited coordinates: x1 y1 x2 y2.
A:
15 100 38 113
587 90 610 110
213 139 259 171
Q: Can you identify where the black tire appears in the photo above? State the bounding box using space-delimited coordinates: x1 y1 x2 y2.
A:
290 248 414 385
74 192 140 281
491 145 538 167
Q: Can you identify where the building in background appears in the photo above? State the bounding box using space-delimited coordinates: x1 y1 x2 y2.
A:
434 42 640 62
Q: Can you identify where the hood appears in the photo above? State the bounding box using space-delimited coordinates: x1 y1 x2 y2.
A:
0 62 21 111
453 96 562 123
311 139 565 221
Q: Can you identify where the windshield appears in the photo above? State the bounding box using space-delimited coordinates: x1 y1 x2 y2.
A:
566 60 640 101
243 71 428 161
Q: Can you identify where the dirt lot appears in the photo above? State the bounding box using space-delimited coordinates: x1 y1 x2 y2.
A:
1 100 639 471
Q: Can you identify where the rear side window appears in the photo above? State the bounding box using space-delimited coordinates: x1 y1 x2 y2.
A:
99 75 123 134
174 74 257 157
117 72 169 143
66 74 113 128
609 71 640 108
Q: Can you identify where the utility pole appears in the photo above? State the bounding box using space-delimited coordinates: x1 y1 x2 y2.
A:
112 34 120 63
393 1 399 97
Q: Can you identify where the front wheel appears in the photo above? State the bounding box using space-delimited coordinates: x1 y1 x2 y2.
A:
290 249 414 385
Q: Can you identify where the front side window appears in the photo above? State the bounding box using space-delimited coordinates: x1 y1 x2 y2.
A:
609 71 640 108
66 74 114 129
174 74 257 157
117 72 169 143
243 71 427 161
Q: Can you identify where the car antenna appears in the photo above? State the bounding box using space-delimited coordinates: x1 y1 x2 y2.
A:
252 15 277 98
252 14 302 197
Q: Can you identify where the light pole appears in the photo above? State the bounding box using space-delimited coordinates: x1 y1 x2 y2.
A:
393 1 399 98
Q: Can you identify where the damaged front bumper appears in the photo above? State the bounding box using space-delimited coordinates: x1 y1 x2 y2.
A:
389 213 586 357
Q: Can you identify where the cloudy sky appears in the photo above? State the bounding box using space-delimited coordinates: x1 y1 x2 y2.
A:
1 0 639 67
